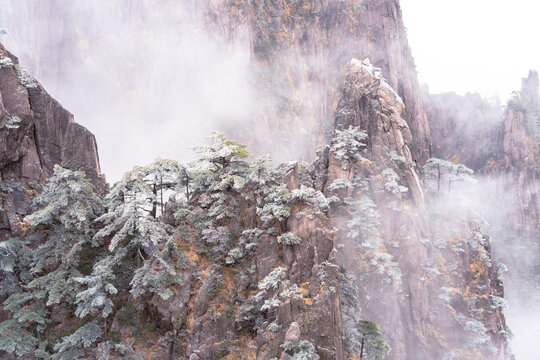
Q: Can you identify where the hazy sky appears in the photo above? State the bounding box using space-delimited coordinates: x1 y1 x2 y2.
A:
401 0 540 99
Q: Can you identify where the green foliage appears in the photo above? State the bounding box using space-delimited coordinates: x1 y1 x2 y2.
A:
277 232 301 245
0 166 103 358
408 140 420 151
281 340 320 360
423 158 476 193
52 320 103 360
331 126 368 170
355 320 390 360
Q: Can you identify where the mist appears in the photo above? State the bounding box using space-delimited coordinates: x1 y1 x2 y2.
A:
402 0 540 99
1 1 539 359
434 175 540 360
0 0 254 182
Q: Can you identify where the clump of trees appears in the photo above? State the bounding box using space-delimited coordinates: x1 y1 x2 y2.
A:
0 132 330 359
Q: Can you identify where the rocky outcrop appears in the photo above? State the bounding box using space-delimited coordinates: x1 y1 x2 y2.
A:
324 59 430 359
128 167 345 359
490 71 540 314
0 43 106 241
304 59 511 359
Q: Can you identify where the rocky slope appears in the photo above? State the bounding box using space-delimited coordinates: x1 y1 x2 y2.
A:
0 43 106 242
204 0 432 163
306 59 510 359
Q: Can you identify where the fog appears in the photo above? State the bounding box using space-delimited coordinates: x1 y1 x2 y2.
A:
402 0 540 99
1 1 539 358
0 0 254 182
445 177 540 360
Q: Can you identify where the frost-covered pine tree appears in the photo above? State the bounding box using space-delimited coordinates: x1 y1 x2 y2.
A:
74 162 178 320
355 320 390 360
190 132 252 223
423 158 476 193
0 165 103 358
345 196 401 285
331 126 368 171
145 158 183 217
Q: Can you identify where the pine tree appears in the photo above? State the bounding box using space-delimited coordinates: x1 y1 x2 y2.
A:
331 126 368 171
356 320 390 360
74 162 178 318
0 165 103 357
423 158 476 193
190 132 252 224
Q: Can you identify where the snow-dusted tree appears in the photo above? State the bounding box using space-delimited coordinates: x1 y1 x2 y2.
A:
74 163 177 319
51 320 103 360
423 158 476 193
277 232 301 245
145 158 182 217
380 168 408 194
0 165 103 357
331 126 368 170
355 320 390 360
190 132 252 224
256 184 292 223
339 266 364 357
130 236 187 300
191 131 251 191
248 154 281 186
281 340 320 359
94 165 172 260
346 196 381 245
0 237 32 298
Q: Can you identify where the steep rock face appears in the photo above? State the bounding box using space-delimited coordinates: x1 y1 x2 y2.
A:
204 0 432 163
426 72 540 240
497 72 540 240
324 59 430 359
491 72 540 314
0 0 432 164
305 59 510 359
0 43 106 240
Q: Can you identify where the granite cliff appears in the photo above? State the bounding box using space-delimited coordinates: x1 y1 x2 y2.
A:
0 43 106 242
0 1 528 359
